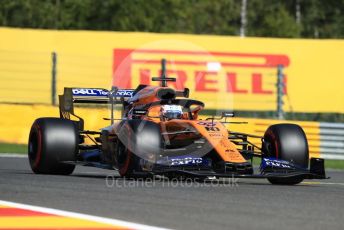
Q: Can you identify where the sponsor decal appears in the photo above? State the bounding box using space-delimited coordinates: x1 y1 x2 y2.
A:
261 158 293 170
205 127 220 132
158 157 206 166
113 49 289 95
72 88 134 98
209 133 223 137
72 88 109 96
197 121 217 126
197 121 221 132
170 157 203 166
115 89 134 97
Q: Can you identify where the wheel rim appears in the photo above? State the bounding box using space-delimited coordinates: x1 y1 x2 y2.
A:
28 125 42 168
117 141 131 176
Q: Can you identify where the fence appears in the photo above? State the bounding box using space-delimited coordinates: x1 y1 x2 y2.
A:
0 49 112 105
319 122 344 160
0 49 286 115
0 49 51 104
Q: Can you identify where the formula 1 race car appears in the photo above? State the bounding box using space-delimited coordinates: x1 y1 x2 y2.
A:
28 63 327 185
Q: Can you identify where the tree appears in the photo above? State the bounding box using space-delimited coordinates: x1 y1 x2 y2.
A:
247 0 301 38
0 0 344 38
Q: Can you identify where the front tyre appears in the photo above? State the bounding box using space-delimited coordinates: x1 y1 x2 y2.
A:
28 118 78 175
116 136 138 178
116 120 161 178
263 123 309 185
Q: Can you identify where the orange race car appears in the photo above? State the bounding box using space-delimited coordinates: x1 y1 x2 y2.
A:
28 66 327 185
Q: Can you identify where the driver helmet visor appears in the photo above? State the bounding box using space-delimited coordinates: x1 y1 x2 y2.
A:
161 105 183 119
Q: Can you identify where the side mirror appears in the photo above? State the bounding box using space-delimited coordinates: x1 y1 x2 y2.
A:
176 88 189 98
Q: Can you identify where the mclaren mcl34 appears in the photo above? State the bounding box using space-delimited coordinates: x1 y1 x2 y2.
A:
28 70 327 185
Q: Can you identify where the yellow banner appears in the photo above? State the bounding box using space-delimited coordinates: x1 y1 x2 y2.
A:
0 27 344 113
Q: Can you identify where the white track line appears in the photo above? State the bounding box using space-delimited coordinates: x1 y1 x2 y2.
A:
0 200 171 230
0 153 27 158
302 181 344 186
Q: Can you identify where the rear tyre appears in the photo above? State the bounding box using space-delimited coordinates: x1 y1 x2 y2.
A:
262 123 309 185
28 118 78 175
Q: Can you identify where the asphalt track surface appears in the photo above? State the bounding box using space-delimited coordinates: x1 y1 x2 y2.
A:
1 156 343 230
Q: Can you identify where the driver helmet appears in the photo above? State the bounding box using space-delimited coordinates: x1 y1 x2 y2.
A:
161 105 183 120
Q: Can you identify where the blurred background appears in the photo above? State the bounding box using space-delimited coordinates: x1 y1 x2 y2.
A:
0 0 343 166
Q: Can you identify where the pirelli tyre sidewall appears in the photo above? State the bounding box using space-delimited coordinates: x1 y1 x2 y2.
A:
28 118 78 175
117 119 161 177
263 123 309 185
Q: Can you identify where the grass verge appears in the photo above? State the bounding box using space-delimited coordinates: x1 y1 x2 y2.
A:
0 142 27 154
325 160 344 170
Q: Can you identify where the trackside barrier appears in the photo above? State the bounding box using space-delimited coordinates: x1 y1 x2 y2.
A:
228 118 321 159
2 27 344 114
236 120 344 160
0 104 343 160
319 122 344 160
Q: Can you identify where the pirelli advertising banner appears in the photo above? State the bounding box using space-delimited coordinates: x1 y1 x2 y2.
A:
1 28 344 113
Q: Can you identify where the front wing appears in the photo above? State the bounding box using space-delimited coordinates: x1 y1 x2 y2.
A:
147 157 328 180
149 169 327 180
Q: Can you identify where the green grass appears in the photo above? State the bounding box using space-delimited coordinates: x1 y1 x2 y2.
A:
325 160 344 170
0 142 27 154
0 142 344 169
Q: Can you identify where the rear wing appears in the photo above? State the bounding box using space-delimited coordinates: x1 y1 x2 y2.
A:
59 87 134 129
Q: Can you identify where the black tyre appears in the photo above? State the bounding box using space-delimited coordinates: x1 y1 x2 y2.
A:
262 123 309 185
116 120 161 177
28 118 78 175
116 127 138 177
